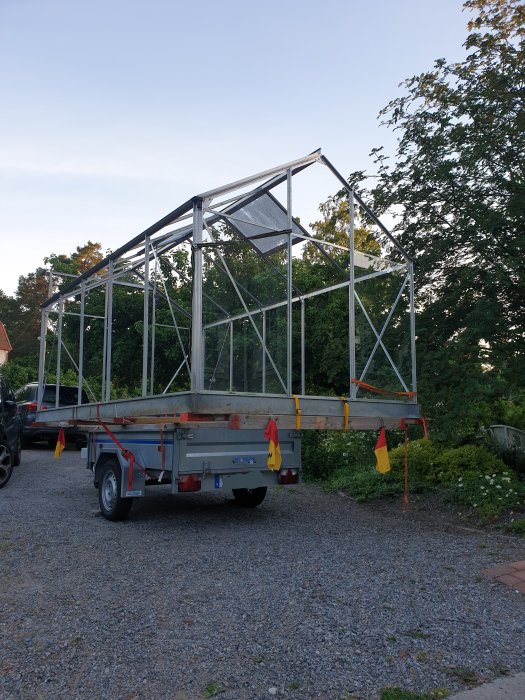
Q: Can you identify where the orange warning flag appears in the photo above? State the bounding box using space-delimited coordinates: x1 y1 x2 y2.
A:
374 427 390 474
264 419 282 471
54 428 66 459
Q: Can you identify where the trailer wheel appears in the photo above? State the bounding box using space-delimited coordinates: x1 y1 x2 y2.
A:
98 460 133 521
232 486 267 508
0 441 13 489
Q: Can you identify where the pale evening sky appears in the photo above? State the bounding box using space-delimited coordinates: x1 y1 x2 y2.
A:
0 0 469 297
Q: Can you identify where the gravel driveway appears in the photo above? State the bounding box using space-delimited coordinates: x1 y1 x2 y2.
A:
1 448 524 700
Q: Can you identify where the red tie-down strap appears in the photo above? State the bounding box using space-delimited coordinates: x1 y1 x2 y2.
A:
95 405 151 490
351 378 417 398
400 418 409 513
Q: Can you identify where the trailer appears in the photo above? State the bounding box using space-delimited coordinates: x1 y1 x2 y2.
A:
34 149 420 520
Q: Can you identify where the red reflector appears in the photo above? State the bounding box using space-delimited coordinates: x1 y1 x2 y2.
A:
178 475 201 492
278 469 299 485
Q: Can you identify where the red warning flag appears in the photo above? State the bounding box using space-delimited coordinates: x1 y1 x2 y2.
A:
264 419 282 471
374 427 390 474
54 428 66 459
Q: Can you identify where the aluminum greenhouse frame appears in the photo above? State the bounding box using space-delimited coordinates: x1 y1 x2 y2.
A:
36 149 419 430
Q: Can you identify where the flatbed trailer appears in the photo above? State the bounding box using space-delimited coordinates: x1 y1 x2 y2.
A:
35 150 420 520
38 392 419 520
89 423 301 519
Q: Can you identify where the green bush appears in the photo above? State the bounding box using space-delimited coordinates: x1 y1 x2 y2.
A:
304 429 525 518
492 445 525 479
389 441 509 486
324 463 403 502
389 439 440 483
433 444 508 485
320 434 433 501
302 431 333 481
302 430 376 482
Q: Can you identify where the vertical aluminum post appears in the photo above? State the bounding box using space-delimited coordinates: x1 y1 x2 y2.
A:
262 310 266 393
203 327 207 388
229 321 234 392
191 200 204 392
409 261 417 400
150 264 157 394
348 190 356 400
301 298 305 396
101 285 108 399
142 236 150 397
78 282 85 405
56 299 63 408
286 168 293 396
243 322 248 391
37 309 48 409
105 261 114 402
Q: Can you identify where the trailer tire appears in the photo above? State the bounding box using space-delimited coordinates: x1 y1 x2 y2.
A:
13 432 21 467
0 441 13 489
232 486 267 508
98 459 133 521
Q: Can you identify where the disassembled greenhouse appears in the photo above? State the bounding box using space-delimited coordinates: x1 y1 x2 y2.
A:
35 149 421 519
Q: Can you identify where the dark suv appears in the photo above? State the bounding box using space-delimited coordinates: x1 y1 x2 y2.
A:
15 383 89 448
0 374 22 488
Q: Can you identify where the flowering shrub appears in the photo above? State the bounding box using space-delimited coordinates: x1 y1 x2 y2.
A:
304 431 525 519
451 472 524 518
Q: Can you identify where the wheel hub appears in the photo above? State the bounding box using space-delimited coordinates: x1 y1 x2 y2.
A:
101 469 118 511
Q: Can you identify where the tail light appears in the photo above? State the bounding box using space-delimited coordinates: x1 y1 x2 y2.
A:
26 402 39 412
278 468 299 485
178 474 201 492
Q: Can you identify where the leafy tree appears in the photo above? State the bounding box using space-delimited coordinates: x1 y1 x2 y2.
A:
2 268 50 358
45 240 105 276
0 244 105 365
307 195 381 265
339 0 524 443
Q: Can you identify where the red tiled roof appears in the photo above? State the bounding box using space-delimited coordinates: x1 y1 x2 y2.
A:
0 322 12 352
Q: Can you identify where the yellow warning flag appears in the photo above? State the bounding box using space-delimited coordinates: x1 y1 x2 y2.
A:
374 427 390 474
264 419 282 471
54 428 66 459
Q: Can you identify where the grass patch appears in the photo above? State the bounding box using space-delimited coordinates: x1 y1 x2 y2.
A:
380 689 449 699
202 682 224 698
404 628 431 639
507 518 525 536
446 666 478 684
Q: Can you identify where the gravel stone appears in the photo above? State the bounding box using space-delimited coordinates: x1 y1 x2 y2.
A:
1 447 524 699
